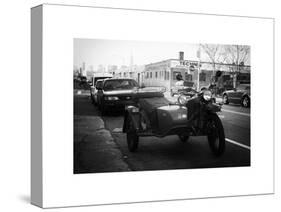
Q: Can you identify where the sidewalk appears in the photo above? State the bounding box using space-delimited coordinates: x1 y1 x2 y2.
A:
74 115 130 173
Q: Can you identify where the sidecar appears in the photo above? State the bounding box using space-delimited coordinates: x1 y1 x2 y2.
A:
123 87 225 156
123 89 191 152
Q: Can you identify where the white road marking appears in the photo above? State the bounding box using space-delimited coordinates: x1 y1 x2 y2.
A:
226 138 250 150
222 109 250 117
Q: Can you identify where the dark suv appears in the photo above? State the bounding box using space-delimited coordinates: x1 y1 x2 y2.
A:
222 84 250 107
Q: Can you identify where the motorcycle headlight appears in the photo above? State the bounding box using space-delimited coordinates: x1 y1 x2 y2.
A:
178 95 188 105
203 90 212 101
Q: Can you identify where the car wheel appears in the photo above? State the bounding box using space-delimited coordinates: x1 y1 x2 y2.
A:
126 116 139 152
207 113 225 156
90 93 95 104
241 96 250 108
97 98 102 110
223 94 229 104
178 134 189 143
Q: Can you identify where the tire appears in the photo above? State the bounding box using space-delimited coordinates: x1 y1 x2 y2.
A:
223 94 229 104
126 116 139 152
178 134 189 143
207 113 225 156
241 96 250 108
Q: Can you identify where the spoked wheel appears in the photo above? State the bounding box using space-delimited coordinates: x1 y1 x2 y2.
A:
242 96 250 108
126 116 139 152
178 134 189 143
207 113 225 156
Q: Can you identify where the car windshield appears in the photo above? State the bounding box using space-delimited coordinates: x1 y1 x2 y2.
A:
103 79 139 91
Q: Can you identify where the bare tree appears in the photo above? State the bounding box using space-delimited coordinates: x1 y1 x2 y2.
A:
224 45 250 70
200 44 227 75
222 45 250 88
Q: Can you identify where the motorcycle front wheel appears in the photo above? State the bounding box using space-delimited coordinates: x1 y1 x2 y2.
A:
207 113 225 156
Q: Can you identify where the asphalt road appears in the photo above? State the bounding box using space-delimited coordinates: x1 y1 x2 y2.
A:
74 93 250 173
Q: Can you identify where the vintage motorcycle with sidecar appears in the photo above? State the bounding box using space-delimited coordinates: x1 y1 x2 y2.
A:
123 88 225 156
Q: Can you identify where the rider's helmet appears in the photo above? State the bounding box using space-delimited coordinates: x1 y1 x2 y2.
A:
176 73 183 81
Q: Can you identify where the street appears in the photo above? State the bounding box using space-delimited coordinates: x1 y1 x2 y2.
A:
74 91 250 173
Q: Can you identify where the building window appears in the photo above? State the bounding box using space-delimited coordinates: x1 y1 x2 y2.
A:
155 71 158 78
199 72 206 82
150 72 152 78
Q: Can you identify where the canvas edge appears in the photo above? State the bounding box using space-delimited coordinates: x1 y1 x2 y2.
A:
31 5 43 208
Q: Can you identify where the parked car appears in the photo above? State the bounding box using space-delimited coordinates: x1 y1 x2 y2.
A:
222 84 250 107
96 78 139 114
90 79 104 105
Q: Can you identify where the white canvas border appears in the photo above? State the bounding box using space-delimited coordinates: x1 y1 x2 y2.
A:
36 4 274 208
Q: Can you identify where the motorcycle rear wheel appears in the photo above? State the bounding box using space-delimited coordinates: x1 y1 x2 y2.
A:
207 113 225 156
126 116 139 152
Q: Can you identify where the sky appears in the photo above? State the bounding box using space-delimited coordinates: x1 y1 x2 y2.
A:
73 38 250 71
73 38 201 70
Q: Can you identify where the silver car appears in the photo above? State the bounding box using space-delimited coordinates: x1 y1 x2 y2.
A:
90 79 104 105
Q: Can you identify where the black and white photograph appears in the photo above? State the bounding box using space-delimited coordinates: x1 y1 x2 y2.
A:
28 2 274 209
73 38 251 174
